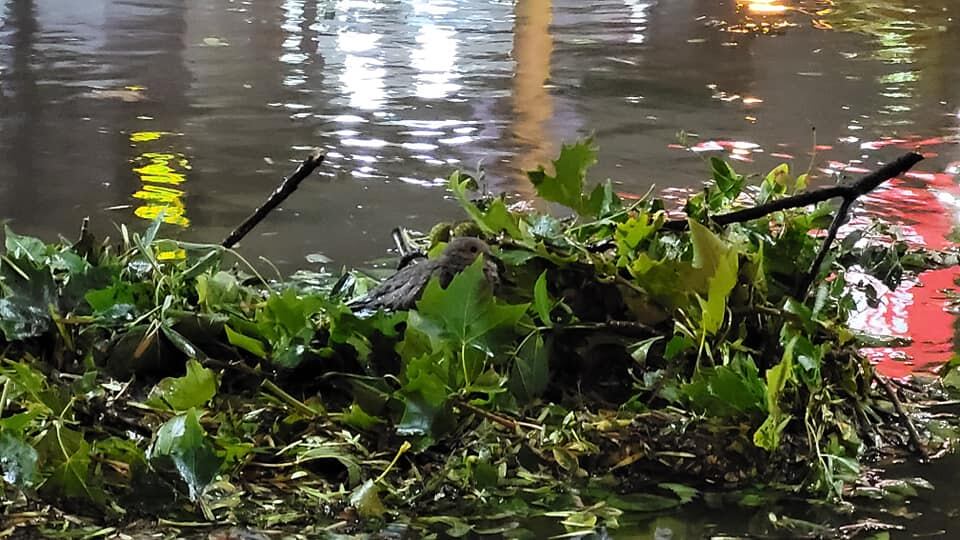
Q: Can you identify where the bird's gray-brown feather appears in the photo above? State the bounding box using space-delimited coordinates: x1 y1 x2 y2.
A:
349 237 498 312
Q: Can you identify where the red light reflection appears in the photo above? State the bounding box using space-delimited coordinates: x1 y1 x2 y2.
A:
851 165 959 378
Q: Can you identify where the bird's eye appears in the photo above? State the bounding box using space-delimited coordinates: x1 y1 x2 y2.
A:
470 246 478 253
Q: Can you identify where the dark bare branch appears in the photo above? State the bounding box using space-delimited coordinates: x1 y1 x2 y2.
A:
222 149 325 249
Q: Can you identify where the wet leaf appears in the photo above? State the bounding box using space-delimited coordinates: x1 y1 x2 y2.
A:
0 431 39 488
0 257 57 340
148 409 222 501
4 226 48 263
349 479 386 519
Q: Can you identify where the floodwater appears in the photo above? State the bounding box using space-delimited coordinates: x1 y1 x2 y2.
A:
1 0 959 536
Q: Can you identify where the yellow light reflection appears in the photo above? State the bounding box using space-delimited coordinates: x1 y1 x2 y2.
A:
730 0 795 35
130 132 192 236
746 0 788 15
510 0 553 197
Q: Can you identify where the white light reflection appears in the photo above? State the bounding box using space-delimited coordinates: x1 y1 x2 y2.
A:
411 24 460 99
337 27 386 110
624 0 652 44
281 0 307 86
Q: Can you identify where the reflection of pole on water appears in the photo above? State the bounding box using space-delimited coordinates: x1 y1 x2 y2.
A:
509 0 553 198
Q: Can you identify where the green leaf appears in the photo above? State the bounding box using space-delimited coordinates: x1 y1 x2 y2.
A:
659 482 699 504
533 271 553 326
161 324 203 360
681 356 765 417
0 297 51 341
338 403 385 430
145 359 218 411
412 256 527 383
142 211 165 246
0 431 39 488
759 163 790 203
419 516 475 538
629 336 662 365
225 325 267 359
709 157 745 205
84 279 146 318
754 336 796 451
148 408 222 501
397 350 449 438
527 138 598 215
616 213 662 252
509 332 550 403
585 179 623 218
449 172 524 239
0 257 57 340
196 271 240 310
697 248 739 336
349 479 386 519
689 219 730 279
607 491 687 512
290 441 362 486
4 226 48 263
36 423 105 505
181 249 223 282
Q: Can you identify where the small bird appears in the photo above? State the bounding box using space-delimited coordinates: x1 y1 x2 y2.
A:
349 237 499 312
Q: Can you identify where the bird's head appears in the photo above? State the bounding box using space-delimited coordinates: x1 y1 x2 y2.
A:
440 236 494 267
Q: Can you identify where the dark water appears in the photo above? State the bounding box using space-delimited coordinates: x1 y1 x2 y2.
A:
1 0 959 536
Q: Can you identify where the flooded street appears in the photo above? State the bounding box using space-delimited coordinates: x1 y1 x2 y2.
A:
1 0 960 536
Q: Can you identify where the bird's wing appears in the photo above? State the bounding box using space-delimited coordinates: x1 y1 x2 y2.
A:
348 263 434 311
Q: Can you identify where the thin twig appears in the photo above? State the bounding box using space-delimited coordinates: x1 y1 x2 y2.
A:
222 149 325 248
454 398 543 432
877 374 929 460
663 152 924 231
261 379 322 419
543 320 657 338
794 197 853 299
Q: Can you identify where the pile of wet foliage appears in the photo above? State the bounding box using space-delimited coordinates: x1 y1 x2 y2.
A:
1 140 959 538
